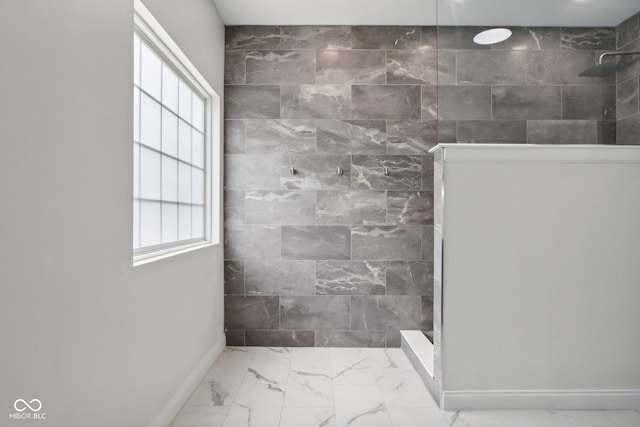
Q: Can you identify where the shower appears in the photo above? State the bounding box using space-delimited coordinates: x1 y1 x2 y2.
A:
579 51 640 77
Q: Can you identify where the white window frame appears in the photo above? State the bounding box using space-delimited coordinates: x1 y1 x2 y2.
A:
133 0 220 265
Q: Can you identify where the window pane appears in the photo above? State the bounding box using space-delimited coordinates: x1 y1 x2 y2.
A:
134 35 141 87
192 95 205 132
140 41 161 100
133 88 140 142
133 144 140 198
179 204 191 240
192 129 204 168
140 147 161 200
192 206 204 239
178 81 192 122
161 108 178 157
178 120 191 162
140 201 162 247
133 199 140 249
192 167 204 205
178 162 191 203
162 65 178 113
161 155 178 202
141 93 161 150
162 202 178 243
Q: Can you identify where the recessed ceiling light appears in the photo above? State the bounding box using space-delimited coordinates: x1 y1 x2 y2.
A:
473 28 512 45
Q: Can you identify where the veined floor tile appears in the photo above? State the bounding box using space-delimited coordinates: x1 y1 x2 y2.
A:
330 348 376 385
496 409 640 427
222 384 284 427
242 350 291 391
374 367 437 408
284 367 334 407
290 347 332 369
387 408 449 427
169 405 229 427
333 385 392 427
365 348 412 369
279 407 337 427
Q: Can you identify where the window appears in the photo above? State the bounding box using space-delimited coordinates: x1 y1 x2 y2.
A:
133 0 219 263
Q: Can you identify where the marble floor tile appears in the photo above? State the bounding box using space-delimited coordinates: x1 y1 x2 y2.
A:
223 384 284 427
242 352 291 391
496 409 640 427
374 367 437 408
284 367 334 407
365 348 413 369
330 348 377 385
333 385 392 427
290 347 331 369
170 405 230 427
387 408 449 427
279 407 337 427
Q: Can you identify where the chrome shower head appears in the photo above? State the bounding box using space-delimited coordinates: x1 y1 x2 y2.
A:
579 51 640 78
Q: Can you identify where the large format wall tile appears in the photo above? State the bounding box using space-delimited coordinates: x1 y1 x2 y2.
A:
245 260 315 295
280 155 351 189
315 330 385 347
617 113 640 145
560 27 616 50
351 226 422 261
491 27 560 51
351 155 421 190
526 51 609 85
245 330 315 347
280 296 351 330
562 85 616 120
316 190 386 225
457 120 527 144
528 120 598 144
224 225 281 260
281 85 351 119
492 86 562 120
224 261 244 295
316 120 386 154
616 12 639 49
282 226 351 260
224 154 286 190
352 26 420 49
457 50 526 85
316 261 385 295
386 261 433 295
280 26 351 50
224 120 245 154
245 190 315 225
225 51 246 84
246 50 315 84
437 26 490 50
226 26 280 50
317 50 385 84
351 296 422 330
387 120 437 154
617 77 639 119
225 85 281 119
386 50 438 84
437 86 491 120
225 296 279 329
352 85 421 119
245 119 316 154
224 190 245 226
386 191 434 225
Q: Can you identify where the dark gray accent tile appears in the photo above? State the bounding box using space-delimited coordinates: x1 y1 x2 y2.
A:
245 330 315 347
386 261 433 296
316 120 386 154
351 155 422 190
421 86 437 120
421 155 434 191
316 261 385 295
458 120 527 144
492 86 561 119
246 260 315 295
528 120 598 144
245 120 317 154
617 112 640 145
224 225 281 260
387 191 434 225
225 329 245 346
437 26 490 50
385 330 402 348
224 120 245 154
422 296 434 332
526 51 606 85
280 26 351 50
352 85 421 119
225 51 246 84
387 50 437 84
225 296 279 329
280 296 351 330
387 120 437 154
316 190 386 225
224 190 245 226
437 86 491 120
315 330 385 347
562 85 616 120
351 226 422 261
352 26 420 49
281 226 351 260
245 190 315 225
560 27 616 50
224 261 244 295
617 39 640 84
226 26 280 50
351 296 422 330
436 50 457 85
281 155 351 189
437 121 457 143
457 51 526 85
617 12 639 49
422 225 434 261
420 26 437 50
281 85 351 119
491 27 561 51
246 50 315 84
598 121 617 145
617 77 639 119
224 154 286 190
225 85 280 119
317 50 385 84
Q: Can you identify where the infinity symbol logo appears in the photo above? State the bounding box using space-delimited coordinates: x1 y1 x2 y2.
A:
14 399 42 412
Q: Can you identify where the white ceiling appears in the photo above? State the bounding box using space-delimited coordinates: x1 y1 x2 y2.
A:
212 0 639 27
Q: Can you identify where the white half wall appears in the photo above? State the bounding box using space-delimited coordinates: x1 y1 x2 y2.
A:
0 0 225 426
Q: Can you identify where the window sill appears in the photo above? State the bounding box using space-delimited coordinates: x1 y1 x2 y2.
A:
133 240 218 267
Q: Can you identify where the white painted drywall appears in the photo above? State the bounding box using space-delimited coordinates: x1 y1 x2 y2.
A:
440 155 640 391
0 0 225 426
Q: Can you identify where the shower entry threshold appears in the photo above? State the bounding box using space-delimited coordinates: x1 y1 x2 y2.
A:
401 330 441 406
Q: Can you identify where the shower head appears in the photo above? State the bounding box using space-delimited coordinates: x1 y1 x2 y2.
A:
579 51 640 78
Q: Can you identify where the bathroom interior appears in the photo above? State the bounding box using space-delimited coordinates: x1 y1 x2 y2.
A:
2 0 640 426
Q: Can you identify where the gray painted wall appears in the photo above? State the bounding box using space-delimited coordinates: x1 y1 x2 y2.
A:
0 0 225 426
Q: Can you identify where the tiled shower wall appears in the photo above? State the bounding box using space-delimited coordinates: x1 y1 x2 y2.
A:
223 22 637 348
617 10 640 144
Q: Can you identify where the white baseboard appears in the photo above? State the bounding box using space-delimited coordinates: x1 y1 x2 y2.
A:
149 334 226 427
442 389 640 411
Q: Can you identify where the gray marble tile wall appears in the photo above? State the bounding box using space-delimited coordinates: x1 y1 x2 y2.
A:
616 10 640 145
224 26 434 347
